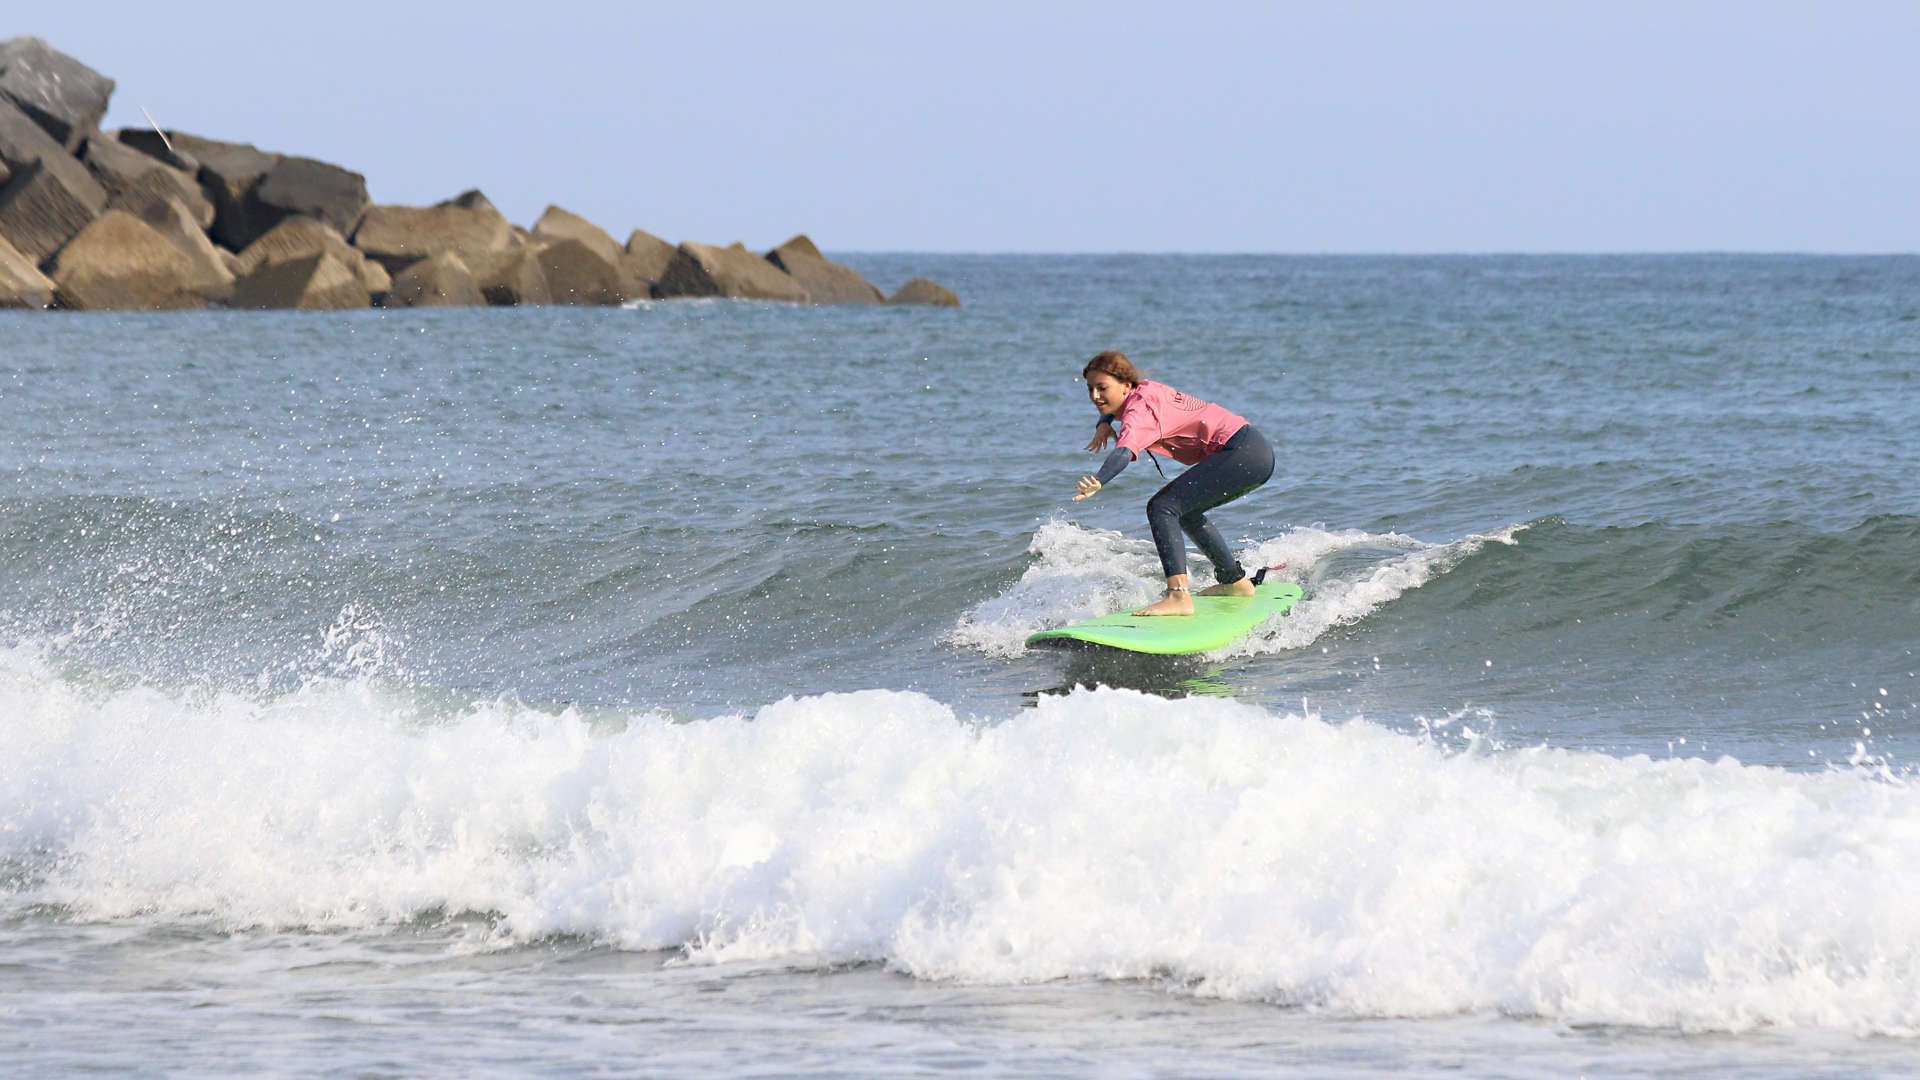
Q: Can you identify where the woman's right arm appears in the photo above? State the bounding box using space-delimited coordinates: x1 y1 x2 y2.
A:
1083 415 1118 452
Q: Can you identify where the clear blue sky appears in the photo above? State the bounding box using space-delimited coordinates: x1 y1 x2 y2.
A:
20 2 1920 253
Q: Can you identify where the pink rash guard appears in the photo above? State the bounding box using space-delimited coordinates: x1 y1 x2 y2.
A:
1113 380 1248 466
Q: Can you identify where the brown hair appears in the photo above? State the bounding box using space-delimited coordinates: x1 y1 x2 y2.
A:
1082 350 1143 386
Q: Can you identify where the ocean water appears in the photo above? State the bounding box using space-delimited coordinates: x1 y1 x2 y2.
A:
2 254 1918 1077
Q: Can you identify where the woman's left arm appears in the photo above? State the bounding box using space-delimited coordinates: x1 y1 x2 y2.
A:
1074 446 1134 500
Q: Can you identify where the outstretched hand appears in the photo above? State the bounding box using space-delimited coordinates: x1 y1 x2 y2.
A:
1073 475 1102 501
1083 421 1116 453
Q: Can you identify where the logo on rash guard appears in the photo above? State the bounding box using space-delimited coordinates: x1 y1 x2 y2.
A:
1168 390 1206 412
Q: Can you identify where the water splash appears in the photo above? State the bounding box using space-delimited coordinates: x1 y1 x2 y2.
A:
5 648 1917 1035
952 520 1527 659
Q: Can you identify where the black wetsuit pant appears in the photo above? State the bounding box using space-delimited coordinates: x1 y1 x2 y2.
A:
1146 425 1275 583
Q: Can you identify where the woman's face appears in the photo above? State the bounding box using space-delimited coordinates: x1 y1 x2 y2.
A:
1086 372 1132 415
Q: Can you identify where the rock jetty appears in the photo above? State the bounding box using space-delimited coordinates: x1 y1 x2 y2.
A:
0 37 960 312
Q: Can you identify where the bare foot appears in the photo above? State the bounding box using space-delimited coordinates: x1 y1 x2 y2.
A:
1132 591 1195 617
1197 579 1256 597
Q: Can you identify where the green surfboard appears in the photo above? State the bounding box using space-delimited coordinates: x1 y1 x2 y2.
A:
1025 578 1304 655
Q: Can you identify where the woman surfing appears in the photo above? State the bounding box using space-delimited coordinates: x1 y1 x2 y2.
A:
1072 350 1275 616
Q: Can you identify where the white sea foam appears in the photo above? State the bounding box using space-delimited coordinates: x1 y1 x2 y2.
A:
950 520 1524 658
1225 522 1526 657
3 640 1917 1034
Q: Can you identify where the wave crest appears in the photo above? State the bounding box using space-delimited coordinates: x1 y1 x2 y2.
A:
5 646 1918 1034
